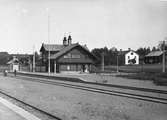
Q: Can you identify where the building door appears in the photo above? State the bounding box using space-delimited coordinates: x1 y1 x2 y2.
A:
82 64 86 72
56 64 59 73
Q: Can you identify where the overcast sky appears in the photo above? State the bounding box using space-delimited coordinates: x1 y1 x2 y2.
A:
0 0 166 54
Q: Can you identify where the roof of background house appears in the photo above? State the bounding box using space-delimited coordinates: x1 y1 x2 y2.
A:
118 50 138 56
40 44 64 52
7 57 19 64
145 51 164 57
10 54 33 58
125 50 139 55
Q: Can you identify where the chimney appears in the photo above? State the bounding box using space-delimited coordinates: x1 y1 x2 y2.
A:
68 34 72 45
63 36 68 46
128 48 131 51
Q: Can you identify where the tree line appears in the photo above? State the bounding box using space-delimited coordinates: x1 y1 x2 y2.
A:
91 46 161 66
0 42 165 66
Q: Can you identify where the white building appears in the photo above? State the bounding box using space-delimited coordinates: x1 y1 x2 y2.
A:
7 56 19 72
125 50 139 65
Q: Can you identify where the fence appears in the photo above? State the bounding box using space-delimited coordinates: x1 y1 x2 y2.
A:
0 65 10 72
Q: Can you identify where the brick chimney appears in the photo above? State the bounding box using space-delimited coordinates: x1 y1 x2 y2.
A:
68 35 72 45
63 36 68 46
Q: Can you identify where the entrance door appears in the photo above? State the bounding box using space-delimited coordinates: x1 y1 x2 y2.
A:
13 64 19 71
82 64 86 72
56 64 59 73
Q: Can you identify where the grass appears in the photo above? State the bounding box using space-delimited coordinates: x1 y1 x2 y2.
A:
104 64 167 86
116 72 167 86
105 64 167 73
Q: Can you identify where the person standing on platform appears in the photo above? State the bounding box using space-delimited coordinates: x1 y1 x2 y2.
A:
14 69 16 77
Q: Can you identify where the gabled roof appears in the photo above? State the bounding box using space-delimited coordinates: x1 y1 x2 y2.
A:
145 51 164 57
50 43 97 60
125 50 139 56
50 43 78 59
40 44 64 52
7 57 19 64
118 50 138 56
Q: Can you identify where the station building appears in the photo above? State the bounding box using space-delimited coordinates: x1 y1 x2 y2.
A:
7 56 19 72
40 35 98 73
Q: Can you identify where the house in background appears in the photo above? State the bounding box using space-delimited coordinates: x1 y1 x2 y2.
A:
40 35 98 73
144 51 167 64
7 56 19 72
7 54 33 72
125 49 139 65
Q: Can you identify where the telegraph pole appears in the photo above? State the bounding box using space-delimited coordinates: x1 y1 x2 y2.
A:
101 52 104 71
162 40 166 73
33 45 35 72
48 15 50 75
47 8 51 75
117 55 119 72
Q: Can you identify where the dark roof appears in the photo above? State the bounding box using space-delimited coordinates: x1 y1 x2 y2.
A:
125 50 139 55
145 51 164 57
7 57 19 64
118 50 135 55
50 43 97 60
10 54 32 58
50 43 78 59
40 44 64 52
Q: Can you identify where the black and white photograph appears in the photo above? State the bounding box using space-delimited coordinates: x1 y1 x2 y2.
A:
0 0 167 120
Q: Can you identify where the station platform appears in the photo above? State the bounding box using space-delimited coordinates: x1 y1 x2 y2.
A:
18 71 167 91
0 97 41 120
0 102 26 120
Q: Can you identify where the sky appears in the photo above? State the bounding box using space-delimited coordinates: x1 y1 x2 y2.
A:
0 0 167 54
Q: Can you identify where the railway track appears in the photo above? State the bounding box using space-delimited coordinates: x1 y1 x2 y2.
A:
15 72 167 94
0 88 62 120
7 73 167 105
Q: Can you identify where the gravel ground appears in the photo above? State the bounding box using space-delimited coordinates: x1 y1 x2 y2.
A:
0 90 58 120
0 75 167 120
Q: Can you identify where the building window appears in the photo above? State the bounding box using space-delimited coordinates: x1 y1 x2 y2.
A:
71 54 80 58
67 65 70 70
64 53 80 59
64 53 71 58
131 52 133 55
85 55 88 59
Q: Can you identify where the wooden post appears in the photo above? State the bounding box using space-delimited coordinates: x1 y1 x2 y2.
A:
101 52 104 71
117 55 119 72
162 41 166 73
33 46 35 72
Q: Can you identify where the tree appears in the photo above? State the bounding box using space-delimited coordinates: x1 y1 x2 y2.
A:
158 41 167 51
91 47 119 66
152 46 157 51
0 52 9 65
